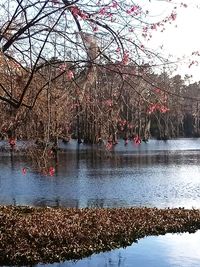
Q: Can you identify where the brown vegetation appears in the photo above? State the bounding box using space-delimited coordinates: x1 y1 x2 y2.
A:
0 0 199 147
1 206 200 265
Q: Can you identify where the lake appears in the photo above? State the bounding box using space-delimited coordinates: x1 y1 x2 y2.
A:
1 138 200 266
38 231 200 267
0 138 200 208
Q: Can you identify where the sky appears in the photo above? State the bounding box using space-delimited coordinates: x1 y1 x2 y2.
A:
141 0 200 82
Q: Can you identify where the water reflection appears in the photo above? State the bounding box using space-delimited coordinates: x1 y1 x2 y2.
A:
36 231 200 267
1 139 200 208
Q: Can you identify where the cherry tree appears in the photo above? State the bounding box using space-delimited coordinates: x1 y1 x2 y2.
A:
0 0 192 170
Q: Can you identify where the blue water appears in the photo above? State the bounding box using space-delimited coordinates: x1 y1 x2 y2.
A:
0 138 200 208
1 138 200 267
37 231 200 267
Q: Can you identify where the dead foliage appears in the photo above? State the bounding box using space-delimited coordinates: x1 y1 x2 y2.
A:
1 206 200 265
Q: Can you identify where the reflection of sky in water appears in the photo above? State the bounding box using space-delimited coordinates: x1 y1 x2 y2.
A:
37 231 200 267
1 139 200 208
1 140 200 267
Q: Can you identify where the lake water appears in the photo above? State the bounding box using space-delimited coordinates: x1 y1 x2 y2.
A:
0 138 200 208
1 138 200 267
38 231 200 267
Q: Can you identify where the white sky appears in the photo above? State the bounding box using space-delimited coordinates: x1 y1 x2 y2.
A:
140 0 200 82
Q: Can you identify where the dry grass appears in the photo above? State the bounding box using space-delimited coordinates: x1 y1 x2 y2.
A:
1 206 200 265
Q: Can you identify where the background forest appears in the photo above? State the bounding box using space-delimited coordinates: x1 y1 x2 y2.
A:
0 0 199 148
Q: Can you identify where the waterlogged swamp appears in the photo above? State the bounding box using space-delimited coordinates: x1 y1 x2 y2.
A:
1 138 200 266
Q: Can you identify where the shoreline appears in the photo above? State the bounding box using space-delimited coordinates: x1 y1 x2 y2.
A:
1 206 200 265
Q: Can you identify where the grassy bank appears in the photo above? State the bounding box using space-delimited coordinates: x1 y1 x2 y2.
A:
1 206 200 265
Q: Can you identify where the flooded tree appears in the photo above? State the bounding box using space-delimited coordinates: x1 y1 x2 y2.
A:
0 0 198 171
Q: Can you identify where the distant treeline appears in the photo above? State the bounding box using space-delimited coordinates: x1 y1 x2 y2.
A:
0 61 200 144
